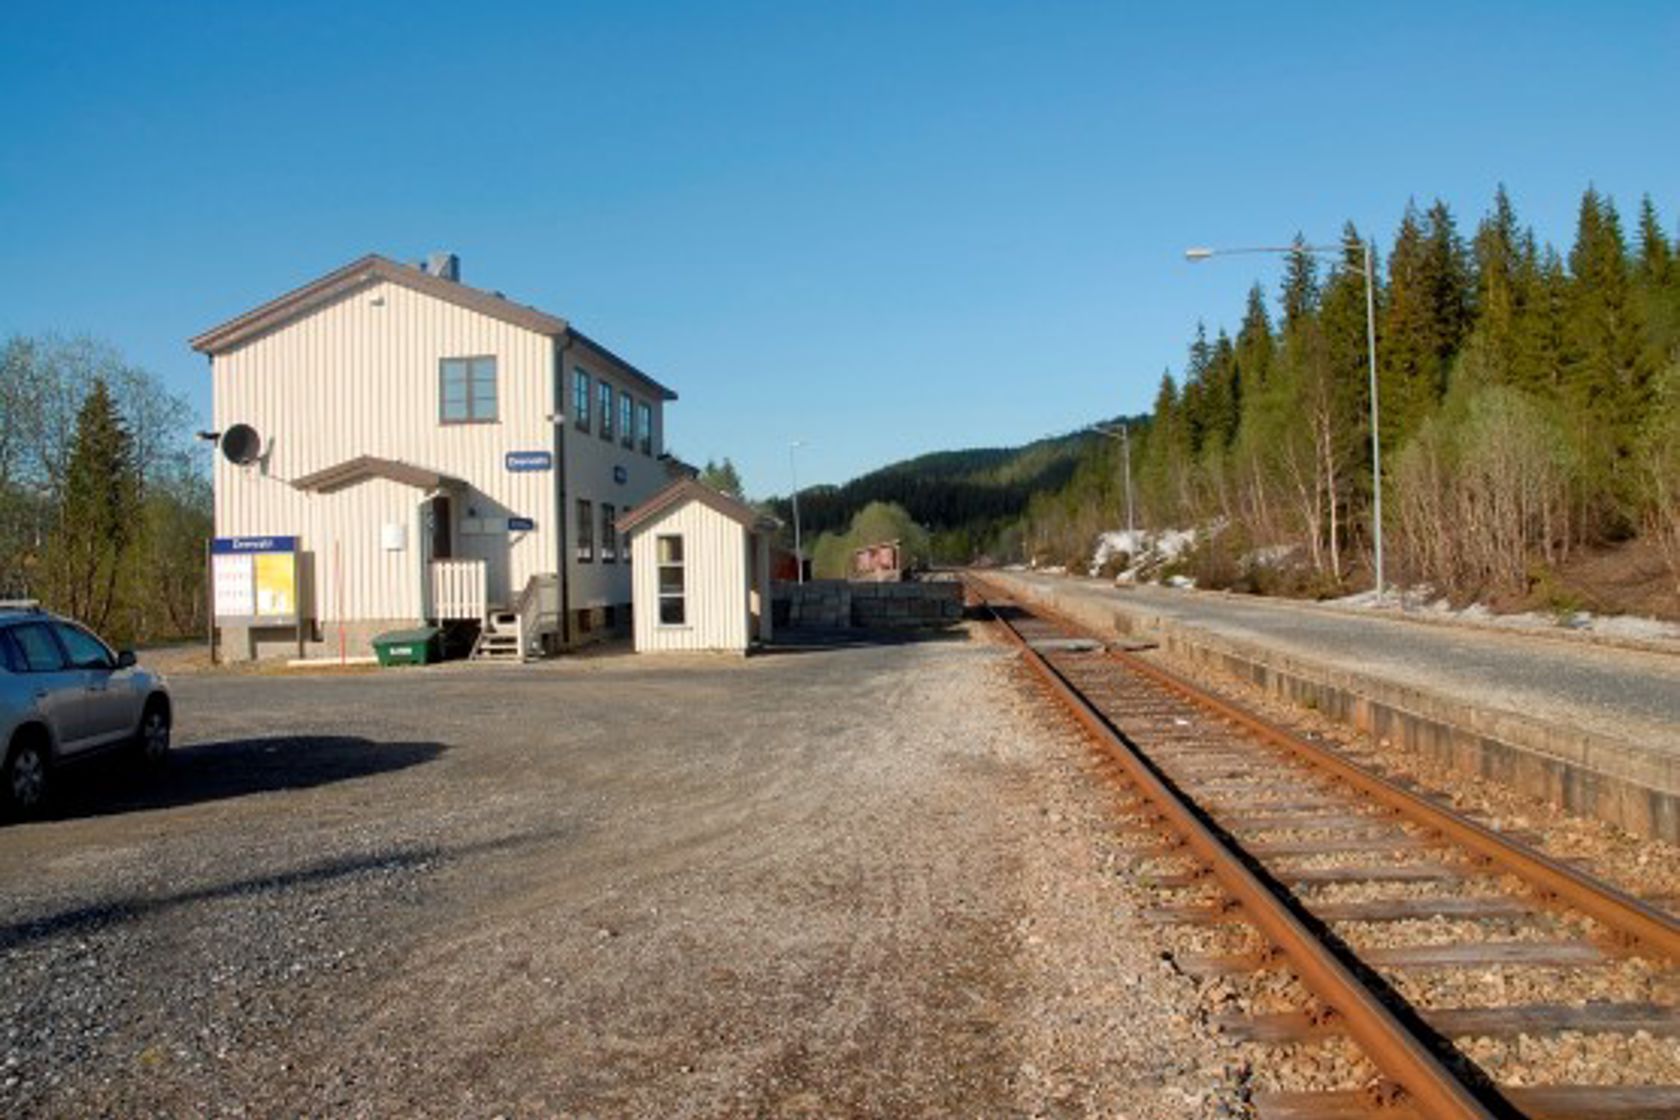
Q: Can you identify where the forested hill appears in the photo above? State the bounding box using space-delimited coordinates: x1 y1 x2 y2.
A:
777 426 1119 558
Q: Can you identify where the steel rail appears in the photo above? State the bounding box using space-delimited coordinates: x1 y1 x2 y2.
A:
1111 649 1680 961
967 577 1498 1119
1001 582 1680 961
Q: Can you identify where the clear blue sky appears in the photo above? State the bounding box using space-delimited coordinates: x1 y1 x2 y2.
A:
3 2 1676 497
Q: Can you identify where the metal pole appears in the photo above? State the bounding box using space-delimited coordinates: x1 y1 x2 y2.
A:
1187 239 1387 600
1363 239 1384 601
789 442 804 585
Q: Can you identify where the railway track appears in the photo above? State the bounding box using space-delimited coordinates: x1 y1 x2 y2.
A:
966 575 1680 1120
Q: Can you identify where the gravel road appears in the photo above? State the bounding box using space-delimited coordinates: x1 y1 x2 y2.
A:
0 629 1246 1118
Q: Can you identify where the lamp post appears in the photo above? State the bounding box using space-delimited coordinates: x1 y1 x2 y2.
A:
789 440 806 584
1185 241 1385 600
1091 422 1135 537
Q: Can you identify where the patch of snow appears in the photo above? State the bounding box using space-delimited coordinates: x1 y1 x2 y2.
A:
1326 585 1680 642
1089 527 1198 581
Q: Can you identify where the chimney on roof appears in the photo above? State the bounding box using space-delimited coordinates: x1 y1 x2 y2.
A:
422 252 460 282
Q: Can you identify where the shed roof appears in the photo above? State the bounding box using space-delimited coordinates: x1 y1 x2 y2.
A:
617 478 780 536
189 253 677 401
291 455 467 495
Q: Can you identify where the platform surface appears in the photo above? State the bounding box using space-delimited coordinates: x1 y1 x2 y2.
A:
992 572 1680 759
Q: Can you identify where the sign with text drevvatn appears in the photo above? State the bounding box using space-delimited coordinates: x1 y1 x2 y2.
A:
212 536 300 623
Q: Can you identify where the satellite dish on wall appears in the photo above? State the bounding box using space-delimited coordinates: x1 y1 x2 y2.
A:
221 423 263 466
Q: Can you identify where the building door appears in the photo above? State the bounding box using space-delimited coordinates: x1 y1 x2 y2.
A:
426 495 453 560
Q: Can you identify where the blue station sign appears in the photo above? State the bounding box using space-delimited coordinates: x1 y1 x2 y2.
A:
211 535 298 554
507 517 536 532
505 450 553 473
612 465 628 484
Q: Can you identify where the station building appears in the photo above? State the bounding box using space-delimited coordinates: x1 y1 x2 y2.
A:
190 252 678 661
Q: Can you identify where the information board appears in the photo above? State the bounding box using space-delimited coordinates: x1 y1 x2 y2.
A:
212 536 299 622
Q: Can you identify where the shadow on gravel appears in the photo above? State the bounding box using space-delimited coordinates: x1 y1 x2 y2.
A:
0 828 562 951
760 627 971 655
28 735 446 824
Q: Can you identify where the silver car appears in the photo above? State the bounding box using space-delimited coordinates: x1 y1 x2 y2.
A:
0 603 172 816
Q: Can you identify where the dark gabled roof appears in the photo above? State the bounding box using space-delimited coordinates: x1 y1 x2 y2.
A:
617 478 780 537
291 455 466 495
190 253 677 401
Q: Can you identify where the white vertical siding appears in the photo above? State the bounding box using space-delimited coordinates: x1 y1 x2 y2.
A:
211 277 558 622
631 502 749 652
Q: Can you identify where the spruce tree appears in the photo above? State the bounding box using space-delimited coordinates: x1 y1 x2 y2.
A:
1422 199 1474 365
1181 322 1215 456
1204 330 1241 452
1382 203 1441 443
1634 195 1679 369
1234 283 1275 398
42 380 141 632
1138 371 1190 525
1465 185 1530 387
699 457 745 499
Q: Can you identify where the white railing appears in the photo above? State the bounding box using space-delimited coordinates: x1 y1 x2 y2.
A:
430 559 487 621
515 573 561 658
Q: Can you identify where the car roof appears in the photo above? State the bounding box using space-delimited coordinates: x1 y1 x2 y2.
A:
0 603 59 625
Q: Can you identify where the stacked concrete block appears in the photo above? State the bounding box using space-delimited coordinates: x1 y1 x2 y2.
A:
772 580 963 630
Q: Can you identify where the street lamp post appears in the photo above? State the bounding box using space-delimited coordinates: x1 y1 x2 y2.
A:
789 440 806 584
1185 241 1385 600
1092 422 1136 536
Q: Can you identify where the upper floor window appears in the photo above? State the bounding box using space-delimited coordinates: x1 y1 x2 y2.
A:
636 401 653 456
440 356 497 423
573 369 591 431
619 391 634 449
598 381 614 440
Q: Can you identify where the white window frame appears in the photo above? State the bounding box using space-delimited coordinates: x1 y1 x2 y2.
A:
573 369 591 432
576 498 594 563
440 356 498 424
656 534 686 626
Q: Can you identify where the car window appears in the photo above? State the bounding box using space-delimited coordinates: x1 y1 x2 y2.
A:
0 629 24 674
54 623 114 670
9 623 69 673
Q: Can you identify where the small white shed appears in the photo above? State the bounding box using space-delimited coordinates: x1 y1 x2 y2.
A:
617 479 777 653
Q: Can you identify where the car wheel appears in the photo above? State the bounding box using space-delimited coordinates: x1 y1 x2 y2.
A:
135 701 171 767
4 734 50 816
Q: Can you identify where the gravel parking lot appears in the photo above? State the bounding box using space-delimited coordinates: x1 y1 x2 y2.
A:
0 628 1244 1118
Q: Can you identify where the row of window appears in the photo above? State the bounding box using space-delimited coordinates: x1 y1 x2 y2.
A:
574 499 629 564
569 515 687 628
440 358 656 459
0 620 117 674
573 369 654 455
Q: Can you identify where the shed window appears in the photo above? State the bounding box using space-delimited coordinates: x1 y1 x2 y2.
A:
637 402 653 455
576 499 594 563
598 381 614 440
440 356 498 423
657 535 685 625
601 503 617 563
574 369 591 431
619 391 634 448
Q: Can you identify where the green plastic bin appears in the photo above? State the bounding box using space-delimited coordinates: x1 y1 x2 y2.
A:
372 626 442 667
